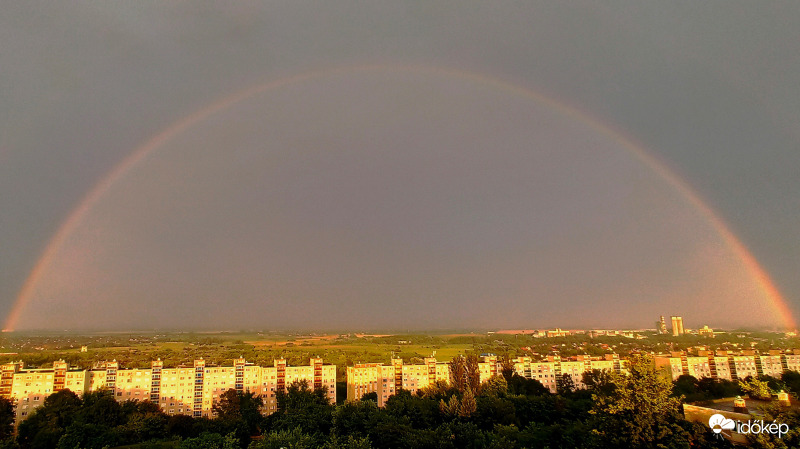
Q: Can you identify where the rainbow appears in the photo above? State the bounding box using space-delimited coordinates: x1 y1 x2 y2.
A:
5 64 796 331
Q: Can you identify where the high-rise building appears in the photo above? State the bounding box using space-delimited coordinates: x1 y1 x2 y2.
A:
658 316 668 334
671 316 684 336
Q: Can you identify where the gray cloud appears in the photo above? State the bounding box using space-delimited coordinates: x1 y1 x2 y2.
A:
1 1 799 330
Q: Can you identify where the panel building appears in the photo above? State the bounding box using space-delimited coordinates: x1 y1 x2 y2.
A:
654 349 800 381
1 358 336 422
347 354 628 404
346 357 450 407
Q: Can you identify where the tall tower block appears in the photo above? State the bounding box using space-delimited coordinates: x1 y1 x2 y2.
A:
671 316 684 336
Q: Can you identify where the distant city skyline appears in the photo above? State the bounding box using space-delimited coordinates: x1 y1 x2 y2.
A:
0 318 772 335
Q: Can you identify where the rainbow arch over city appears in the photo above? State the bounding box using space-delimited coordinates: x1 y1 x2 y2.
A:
5 63 796 331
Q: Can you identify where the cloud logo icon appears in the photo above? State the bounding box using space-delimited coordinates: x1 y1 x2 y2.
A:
709 414 735 434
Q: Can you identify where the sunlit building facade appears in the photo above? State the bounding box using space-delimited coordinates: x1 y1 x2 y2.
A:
512 354 626 392
346 357 450 406
347 354 628 404
671 316 685 336
654 350 800 381
1 358 335 422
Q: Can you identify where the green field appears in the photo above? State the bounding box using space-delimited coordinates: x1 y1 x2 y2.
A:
1 330 797 377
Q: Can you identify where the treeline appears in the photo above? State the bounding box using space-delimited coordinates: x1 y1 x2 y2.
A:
4 355 800 448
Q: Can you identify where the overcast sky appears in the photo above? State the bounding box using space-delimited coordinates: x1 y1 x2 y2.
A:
1 2 799 331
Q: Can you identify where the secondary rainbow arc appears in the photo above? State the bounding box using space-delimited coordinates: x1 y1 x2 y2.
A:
5 64 795 331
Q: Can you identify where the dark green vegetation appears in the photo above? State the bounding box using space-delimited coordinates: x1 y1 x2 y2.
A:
4 355 800 449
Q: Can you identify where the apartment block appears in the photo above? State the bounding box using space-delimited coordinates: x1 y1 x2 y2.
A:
346 357 449 406
1 358 336 422
515 354 626 392
514 356 558 392
784 353 800 372
477 355 500 382
347 354 627 404
654 350 800 382
758 352 784 378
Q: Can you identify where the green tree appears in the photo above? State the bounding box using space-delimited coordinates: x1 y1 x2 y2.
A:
740 376 773 400
480 375 508 397
76 390 123 427
473 394 517 431
439 395 459 417
435 421 490 449
782 370 800 397
271 380 334 439
506 374 549 396
760 375 787 395
744 403 800 449
117 400 169 444
55 422 120 449
249 427 315 449
213 389 243 420
213 389 264 436
448 355 481 394
331 400 381 439
449 356 468 393
0 397 14 441
582 368 616 394
17 389 82 449
359 392 377 402
165 414 197 439
178 431 239 449
464 355 481 393
458 388 477 418
499 355 516 383
672 374 700 399
365 420 420 449
383 389 440 429
323 434 373 449
590 354 690 449
419 380 451 400
557 373 576 395
696 377 741 399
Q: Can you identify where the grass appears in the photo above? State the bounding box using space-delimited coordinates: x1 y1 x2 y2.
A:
0 332 488 371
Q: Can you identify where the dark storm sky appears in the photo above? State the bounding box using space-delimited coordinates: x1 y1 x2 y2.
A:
1 2 799 331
